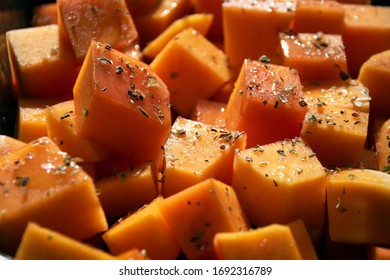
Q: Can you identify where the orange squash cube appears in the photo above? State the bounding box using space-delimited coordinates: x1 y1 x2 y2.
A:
150 28 232 117
73 40 172 166
57 0 141 64
45 100 112 163
0 137 108 256
15 223 114 260
225 59 308 147
158 178 249 259
6 24 78 99
102 197 181 260
326 169 390 245
279 31 348 83
231 137 326 231
223 0 296 75
162 117 246 197
214 220 317 260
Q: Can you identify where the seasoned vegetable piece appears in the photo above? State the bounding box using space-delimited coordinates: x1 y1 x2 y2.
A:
279 31 348 83
0 137 108 256
374 118 390 173
16 98 58 143
162 117 246 197
102 197 181 260
133 0 192 45
6 24 78 99
326 169 390 245
190 99 226 128
45 100 111 163
73 40 171 166
158 178 249 259
15 223 115 260
225 59 308 147
342 4 390 78
143 13 214 60
214 219 317 260
96 161 160 218
0 136 25 157
291 0 345 34
151 28 232 117
232 137 326 231
303 79 370 114
358 49 390 117
300 104 369 168
223 0 297 75
57 0 141 64
32 3 58 26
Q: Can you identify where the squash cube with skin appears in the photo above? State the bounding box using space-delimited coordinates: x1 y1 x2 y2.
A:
342 4 390 78
0 137 108 256
225 59 308 148
326 169 390 245
162 116 246 197
291 0 345 35
279 31 348 83
133 0 192 45
303 79 370 114
73 40 172 166
300 104 369 168
96 161 160 219
231 137 327 231
223 0 297 76
57 0 141 64
15 223 115 260
143 13 214 60
102 196 181 260
214 219 317 260
17 98 58 143
150 28 232 117
45 100 112 163
374 118 390 173
358 50 390 117
6 24 78 99
158 178 250 260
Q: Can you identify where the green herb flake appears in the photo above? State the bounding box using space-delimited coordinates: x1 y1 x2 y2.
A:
339 70 351 81
82 108 89 117
336 197 347 213
277 150 286 157
190 231 204 243
382 164 390 173
97 56 113 65
259 55 270 63
137 106 150 118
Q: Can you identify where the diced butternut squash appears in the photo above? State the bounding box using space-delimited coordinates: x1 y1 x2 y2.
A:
32 3 58 27
162 117 246 197
96 161 159 218
133 0 192 45
143 13 214 60
341 4 390 78
223 0 296 75
190 99 226 128
57 0 141 64
374 118 390 173
150 28 232 117
303 79 370 114
214 220 317 260
6 24 78 99
231 137 326 231
0 136 25 157
45 100 112 163
358 50 390 117
158 178 249 259
0 137 108 256
102 197 181 260
291 0 345 34
16 98 58 143
300 104 369 168
73 40 171 166
192 0 224 41
15 222 114 260
225 59 308 147
326 169 390 245
279 31 348 83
